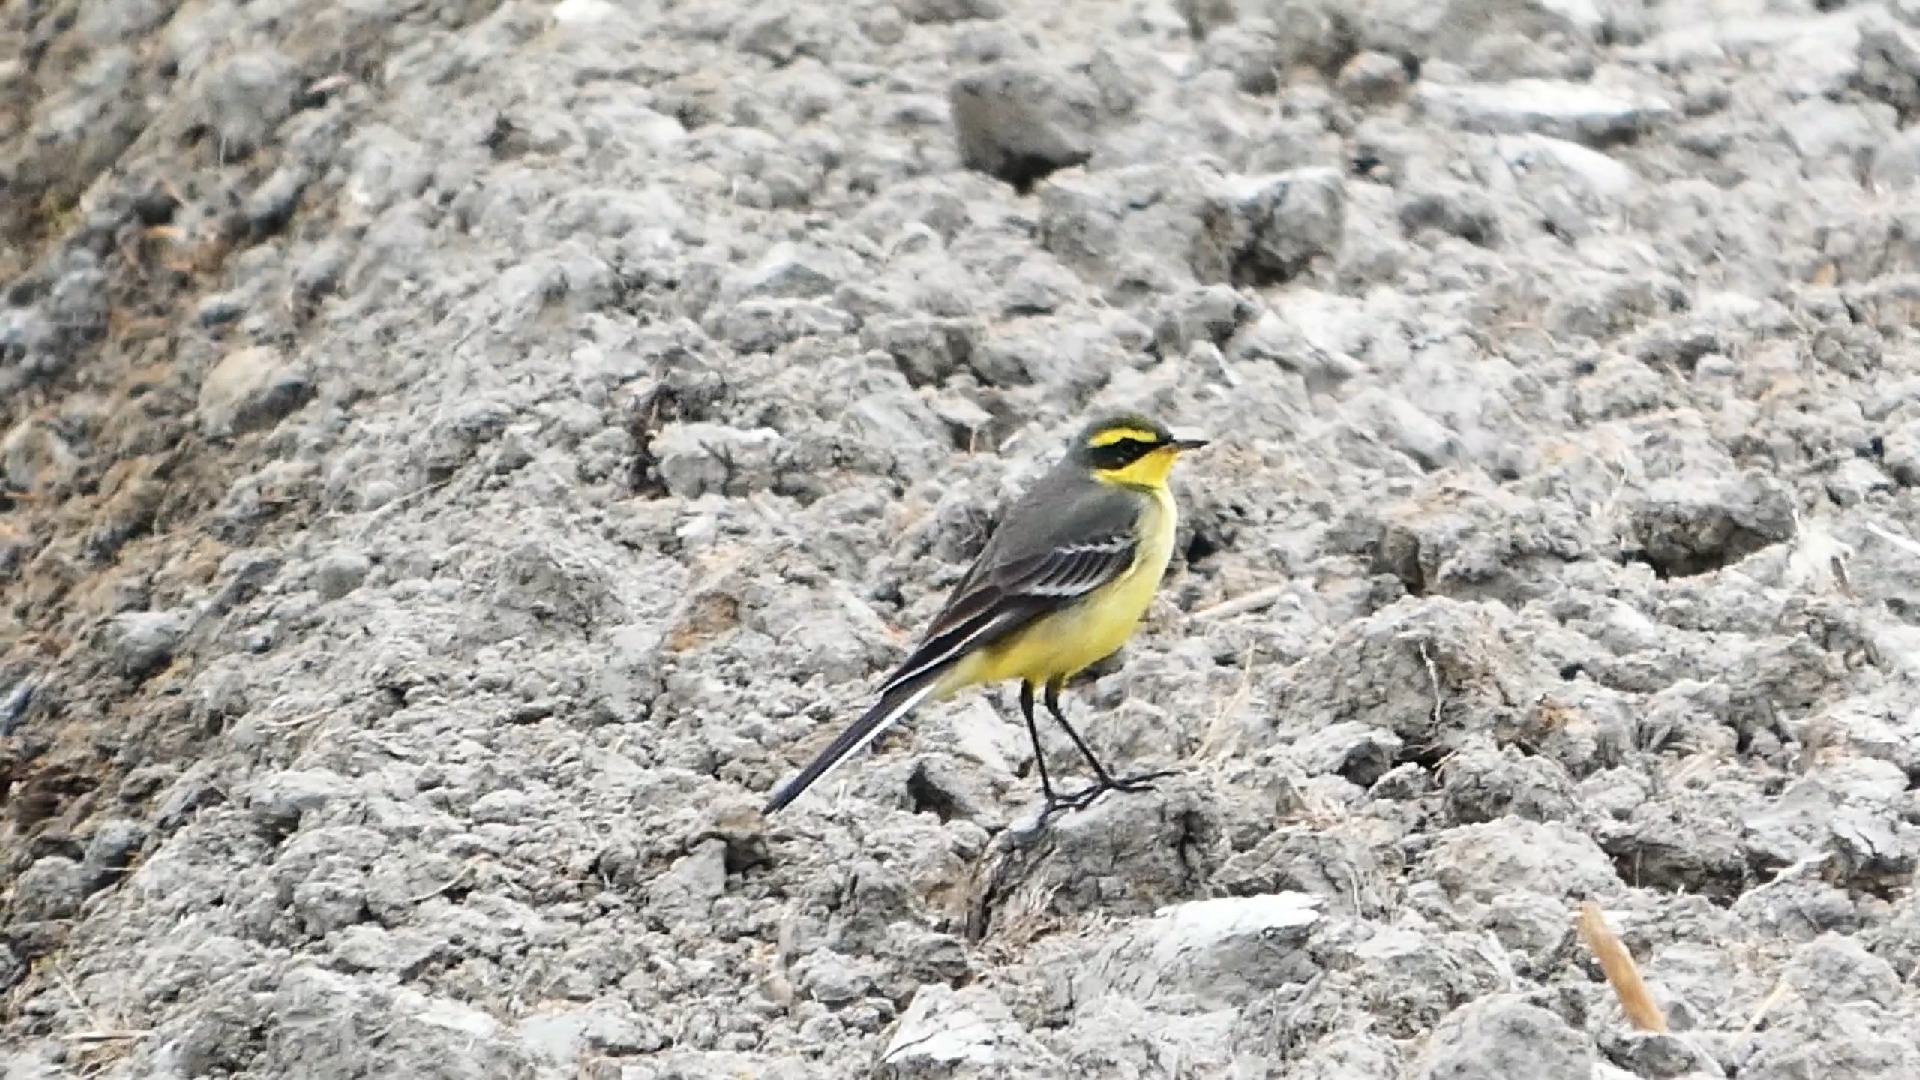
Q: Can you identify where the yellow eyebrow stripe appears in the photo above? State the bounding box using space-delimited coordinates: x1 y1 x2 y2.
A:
1087 427 1161 448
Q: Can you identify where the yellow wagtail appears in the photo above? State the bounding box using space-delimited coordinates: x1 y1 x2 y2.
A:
762 411 1208 818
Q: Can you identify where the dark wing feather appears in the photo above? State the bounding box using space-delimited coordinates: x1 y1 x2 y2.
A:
875 479 1142 694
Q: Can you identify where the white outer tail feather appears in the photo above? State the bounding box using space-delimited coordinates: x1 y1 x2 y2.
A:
763 680 939 812
807 681 936 793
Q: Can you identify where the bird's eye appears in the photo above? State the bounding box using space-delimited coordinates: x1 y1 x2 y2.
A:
1095 437 1158 466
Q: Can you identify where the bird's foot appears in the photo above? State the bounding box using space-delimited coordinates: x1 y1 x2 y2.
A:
1043 768 1180 818
1106 767 1179 793
1034 788 1094 825
1043 786 1101 817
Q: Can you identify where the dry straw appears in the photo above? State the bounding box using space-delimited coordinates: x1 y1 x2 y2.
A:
1577 901 1668 1033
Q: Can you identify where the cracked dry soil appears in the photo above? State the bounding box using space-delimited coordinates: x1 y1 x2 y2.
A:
4 0 1920 1078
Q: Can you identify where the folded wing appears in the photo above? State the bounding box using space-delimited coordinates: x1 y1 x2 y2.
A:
875 530 1140 695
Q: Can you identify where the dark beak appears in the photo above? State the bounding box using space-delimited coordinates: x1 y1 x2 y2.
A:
1171 437 1210 451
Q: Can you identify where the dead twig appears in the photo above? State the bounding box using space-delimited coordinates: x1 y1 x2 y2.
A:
1577 902 1667 1033
1739 979 1796 1035
1191 584 1289 622
48 960 106 1032
1197 638 1259 761
1418 641 1443 728
1864 522 1920 561
409 856 482 904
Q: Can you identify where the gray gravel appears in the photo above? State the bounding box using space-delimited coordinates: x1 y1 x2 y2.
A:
4 0 1920 1077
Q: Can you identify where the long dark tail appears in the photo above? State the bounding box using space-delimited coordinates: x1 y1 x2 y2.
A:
762 673 942 814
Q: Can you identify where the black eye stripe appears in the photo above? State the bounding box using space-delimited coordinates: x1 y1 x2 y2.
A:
1089 436 1162 467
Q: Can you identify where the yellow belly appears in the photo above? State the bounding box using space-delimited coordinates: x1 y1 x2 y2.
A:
943 486 1176 691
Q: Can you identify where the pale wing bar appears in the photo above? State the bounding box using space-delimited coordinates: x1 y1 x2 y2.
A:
1020 537 1134 596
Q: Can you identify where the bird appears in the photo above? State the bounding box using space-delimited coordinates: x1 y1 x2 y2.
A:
762 410 1209 820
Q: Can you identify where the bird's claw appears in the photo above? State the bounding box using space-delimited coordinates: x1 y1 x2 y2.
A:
1047 784 1104 815
1037 768 1179 823
1108 767 1178 793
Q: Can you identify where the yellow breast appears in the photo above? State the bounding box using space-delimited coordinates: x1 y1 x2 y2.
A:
955 485 1178 689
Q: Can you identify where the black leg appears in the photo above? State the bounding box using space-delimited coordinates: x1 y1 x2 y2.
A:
1044 678 1176 808
1018 681 1059 806
1043 678 1120 786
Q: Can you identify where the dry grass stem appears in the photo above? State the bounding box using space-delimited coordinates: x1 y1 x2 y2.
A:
1577 901 1667 1033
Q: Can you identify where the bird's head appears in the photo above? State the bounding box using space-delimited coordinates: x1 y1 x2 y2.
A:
1069 411 1209 488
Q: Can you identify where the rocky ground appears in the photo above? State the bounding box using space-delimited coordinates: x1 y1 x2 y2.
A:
4 0 1920 1076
